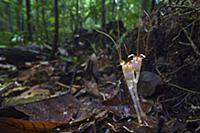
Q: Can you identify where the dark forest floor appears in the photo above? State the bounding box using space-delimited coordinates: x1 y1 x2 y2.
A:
0 4 200 133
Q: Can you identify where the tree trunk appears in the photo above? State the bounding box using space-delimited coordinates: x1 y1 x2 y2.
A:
21 12 25 31
41 0 48 41
70 11 74 32
75 0 79 32
35 0 40 39
89 0 97 24
101 0 106 27
151 0 156 12
17 0 22 31
111 0 115 20
26 0 33 42
6 5 13 32
119 0 124 18
79 0 84 29
51 0 59 59
142 0 147 15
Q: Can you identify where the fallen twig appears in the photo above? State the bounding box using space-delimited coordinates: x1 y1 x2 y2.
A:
182 27 200 57
167 83 200 95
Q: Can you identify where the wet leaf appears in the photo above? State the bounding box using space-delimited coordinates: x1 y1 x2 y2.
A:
15 93 80 123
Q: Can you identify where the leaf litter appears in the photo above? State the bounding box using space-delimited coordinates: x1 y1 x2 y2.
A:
1 3 200 133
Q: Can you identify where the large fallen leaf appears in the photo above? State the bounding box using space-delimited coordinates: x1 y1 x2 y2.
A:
52 110 109 132
0 117 59 133
1 88 50 107
15 93 80 123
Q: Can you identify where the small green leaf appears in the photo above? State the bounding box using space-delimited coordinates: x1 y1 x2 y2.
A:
48 17 55 23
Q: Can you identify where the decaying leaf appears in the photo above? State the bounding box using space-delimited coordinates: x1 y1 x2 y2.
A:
84 80 100 97
18 63 54 83
0 117 59 133
1 88 50 107
15 93 80 123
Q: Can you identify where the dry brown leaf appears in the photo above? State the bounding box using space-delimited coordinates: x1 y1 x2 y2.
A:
0 117 59 133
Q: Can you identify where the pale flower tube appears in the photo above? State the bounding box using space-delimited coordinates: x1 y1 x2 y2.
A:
122 56 145 124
